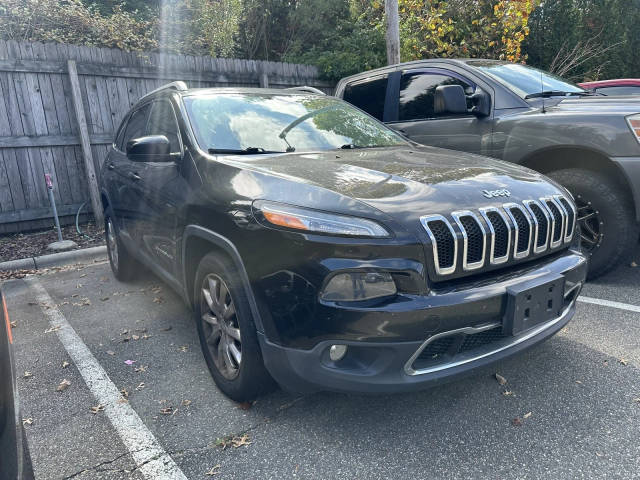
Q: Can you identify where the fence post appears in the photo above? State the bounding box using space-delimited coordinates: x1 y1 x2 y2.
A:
66 60 104 228
259 72 269 88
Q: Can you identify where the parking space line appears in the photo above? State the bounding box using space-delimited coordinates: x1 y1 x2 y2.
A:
26 277 188 480
578 295 640 314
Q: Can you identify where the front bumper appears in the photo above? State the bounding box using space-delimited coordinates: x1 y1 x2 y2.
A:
259 252 587 394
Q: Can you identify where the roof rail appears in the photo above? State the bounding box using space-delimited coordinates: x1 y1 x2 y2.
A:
284 86 326 95
140 81 188 101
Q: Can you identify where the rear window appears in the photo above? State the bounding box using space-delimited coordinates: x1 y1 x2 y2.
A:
342 75 388 121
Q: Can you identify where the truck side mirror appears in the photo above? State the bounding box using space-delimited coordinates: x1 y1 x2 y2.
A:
434 85 468 115
470 89 491 117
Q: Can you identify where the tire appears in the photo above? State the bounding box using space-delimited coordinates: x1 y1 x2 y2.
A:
194 252 275 401
548 169 639 279
104 209 141 282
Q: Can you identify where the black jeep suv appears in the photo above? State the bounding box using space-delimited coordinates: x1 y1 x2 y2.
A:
100 82 587 401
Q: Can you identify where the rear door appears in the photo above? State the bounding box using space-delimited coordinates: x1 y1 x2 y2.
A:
111 103 151 242
386 68 493 155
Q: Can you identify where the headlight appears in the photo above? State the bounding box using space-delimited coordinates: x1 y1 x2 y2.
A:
255 201 390 237
626 114 640 144
321 272 397 302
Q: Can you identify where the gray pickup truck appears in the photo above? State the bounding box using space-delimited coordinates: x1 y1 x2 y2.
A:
336 59 640 278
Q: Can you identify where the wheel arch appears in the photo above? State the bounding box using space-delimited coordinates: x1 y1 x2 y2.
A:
520 146 639 221
181 225 265 333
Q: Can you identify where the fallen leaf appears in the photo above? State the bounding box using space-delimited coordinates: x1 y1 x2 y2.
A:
619 358 628 366
90 404 105 414
134 365 148 373
151 286 162 294
160 326 172 332
181 399 192 407
231 434 251 448
10 321 17 328
135 382 145 391
160 407 174 415
632 397 640 403
100 297 110 301
22 418 33 426
45 325 61 333
23 371 33 378
237 401 252 410
153 297 164 304
511 417 523 426
502 390 514 397
631 261 638 267
178 345 188 352
121 329 129 335
100 276 108 282
62 361 70 369
141 334 152 340
205 465 221 476
132 335 140 341
56 379 71 392
106 350 115 356
575 380 582 384
76 283 83 289
79 273 87 278
120 388 129 398
495 373 507 385
124 360 135 365
523 411 532 419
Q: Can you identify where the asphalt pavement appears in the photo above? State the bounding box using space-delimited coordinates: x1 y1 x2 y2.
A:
3 251 640 479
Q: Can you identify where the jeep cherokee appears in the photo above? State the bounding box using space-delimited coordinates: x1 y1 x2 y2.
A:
100 82 587 401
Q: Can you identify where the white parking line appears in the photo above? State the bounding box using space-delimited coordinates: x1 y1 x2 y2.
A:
578 295 640 314
26 277 188 480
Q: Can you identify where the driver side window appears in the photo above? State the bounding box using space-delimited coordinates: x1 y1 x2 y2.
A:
147 100 181 154
399 72 474 121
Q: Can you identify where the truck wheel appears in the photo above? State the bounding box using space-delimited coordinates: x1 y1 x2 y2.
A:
548 169 639 279
105 210 140 282
194 252 275 401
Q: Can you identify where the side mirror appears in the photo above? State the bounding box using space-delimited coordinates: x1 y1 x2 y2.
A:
126 135 172 162
434 85 468 115
469 89 491 117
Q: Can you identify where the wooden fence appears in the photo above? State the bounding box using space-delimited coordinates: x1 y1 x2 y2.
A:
0 40 333 234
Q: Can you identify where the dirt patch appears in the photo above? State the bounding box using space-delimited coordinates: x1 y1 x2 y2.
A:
0 223 105 263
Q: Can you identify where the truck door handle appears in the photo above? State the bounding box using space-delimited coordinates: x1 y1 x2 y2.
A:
128 172 141 181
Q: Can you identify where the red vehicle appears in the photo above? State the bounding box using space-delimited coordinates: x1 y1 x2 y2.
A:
578 79 640 96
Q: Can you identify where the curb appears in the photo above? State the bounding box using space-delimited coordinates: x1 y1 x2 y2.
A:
0 245 107 271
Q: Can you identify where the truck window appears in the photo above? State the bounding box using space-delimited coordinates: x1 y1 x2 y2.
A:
399 73 474 121
342 75 388 121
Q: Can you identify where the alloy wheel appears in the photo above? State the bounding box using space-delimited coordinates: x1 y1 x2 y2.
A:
576 195 603 254
200 274 242 380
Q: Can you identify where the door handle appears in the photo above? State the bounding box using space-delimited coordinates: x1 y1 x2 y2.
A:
128 172 141 181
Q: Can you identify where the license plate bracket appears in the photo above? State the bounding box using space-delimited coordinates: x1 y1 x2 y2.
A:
503 273 565 336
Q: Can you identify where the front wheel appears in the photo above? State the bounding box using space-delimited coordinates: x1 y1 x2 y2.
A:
194 252 275 401
548 169 639 279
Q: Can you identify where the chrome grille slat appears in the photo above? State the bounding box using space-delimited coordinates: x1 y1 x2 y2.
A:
479 207 511 265
421 194 575 278
451 211 486 271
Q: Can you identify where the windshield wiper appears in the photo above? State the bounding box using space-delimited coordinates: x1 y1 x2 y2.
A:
524 90 585 99
207 147 285 155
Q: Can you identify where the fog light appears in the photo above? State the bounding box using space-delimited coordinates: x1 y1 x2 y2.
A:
329 344 348 362
321 272 397 302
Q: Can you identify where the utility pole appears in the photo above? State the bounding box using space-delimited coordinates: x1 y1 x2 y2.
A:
385 0 400 65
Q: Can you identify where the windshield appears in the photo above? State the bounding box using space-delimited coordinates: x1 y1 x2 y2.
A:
470 61 585 98
184 93 407 153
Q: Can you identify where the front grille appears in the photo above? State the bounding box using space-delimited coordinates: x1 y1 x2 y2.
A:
421 195 575 279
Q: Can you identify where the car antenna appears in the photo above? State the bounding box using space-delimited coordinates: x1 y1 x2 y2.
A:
540 69 546 113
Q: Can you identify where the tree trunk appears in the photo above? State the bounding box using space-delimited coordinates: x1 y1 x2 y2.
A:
385 0 400 65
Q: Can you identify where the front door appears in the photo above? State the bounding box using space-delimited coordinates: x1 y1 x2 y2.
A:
387 69 493 156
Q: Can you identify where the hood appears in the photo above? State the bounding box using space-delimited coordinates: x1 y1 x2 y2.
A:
548 95 640 115
234 145 566 230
